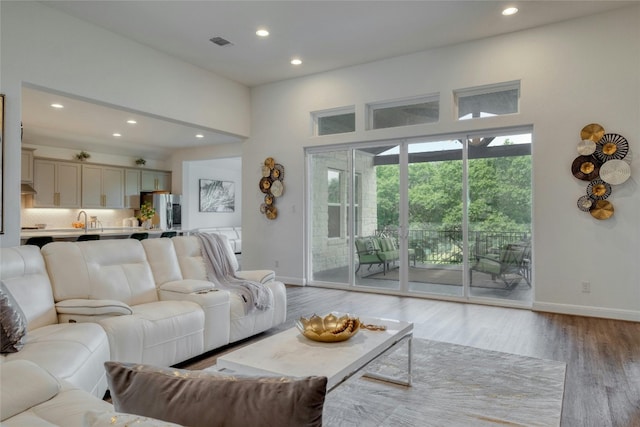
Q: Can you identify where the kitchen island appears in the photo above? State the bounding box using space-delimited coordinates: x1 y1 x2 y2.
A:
20 227 174 244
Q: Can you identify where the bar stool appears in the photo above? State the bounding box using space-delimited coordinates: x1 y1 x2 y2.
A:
129 232 149 241
77 234 101 241
160 231 177 238
24 236 53 248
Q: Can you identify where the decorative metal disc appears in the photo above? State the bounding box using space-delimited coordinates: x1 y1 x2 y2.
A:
271 164 285 181
577 139 596 156
571 155 601 181
599 159 631 185
580 123 605 142
264 194 274 205
590 200 614 220
586 178 612 200
264 157 275 169
259 176 272 194
261 165 271 177
594 133 629 162
270 180 284 197
577 195 594 212
265 205 278 220
259 203 268 214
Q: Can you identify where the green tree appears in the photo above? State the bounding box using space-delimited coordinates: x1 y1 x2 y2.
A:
376 145 531 233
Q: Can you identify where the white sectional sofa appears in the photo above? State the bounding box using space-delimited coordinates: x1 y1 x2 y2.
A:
1 360 177 427
0 234 287 419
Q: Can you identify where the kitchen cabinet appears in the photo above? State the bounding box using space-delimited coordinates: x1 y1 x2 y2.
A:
124 169 141 209
33 159 81 208
141 170 171 191
21 149 35 183
82 165 124 208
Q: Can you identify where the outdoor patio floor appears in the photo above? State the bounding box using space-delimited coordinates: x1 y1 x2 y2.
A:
312 262 532 304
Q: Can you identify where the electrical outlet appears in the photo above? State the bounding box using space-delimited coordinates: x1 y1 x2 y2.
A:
275 260 279 268
581 281 591 293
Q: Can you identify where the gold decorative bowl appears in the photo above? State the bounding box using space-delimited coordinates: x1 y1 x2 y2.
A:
296 313 360 343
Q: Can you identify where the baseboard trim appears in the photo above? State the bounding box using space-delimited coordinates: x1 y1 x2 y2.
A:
275 276 305 286
533 302 640 322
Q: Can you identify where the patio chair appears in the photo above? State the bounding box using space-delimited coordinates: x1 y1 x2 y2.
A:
470 240 531 288
355 236 415 275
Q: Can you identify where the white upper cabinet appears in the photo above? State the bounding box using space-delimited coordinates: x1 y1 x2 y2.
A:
141 170 171 191
124 169 141 209
33 159 82 208
21 149 35 183
81 165 125 208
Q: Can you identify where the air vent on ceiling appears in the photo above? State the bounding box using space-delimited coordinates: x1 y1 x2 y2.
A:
209 36 232 47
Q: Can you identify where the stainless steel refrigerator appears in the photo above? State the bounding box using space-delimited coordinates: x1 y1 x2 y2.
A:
140 192 182 230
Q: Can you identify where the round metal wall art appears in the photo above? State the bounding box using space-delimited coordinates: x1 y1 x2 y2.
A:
571 155 601 181
259 157 285 220
593 133 629 162
577 195 594 212
587 178 612 200
572 124 632 220
599 159 631 185
577 139 597 156
580 123 605 142
590 200 614 220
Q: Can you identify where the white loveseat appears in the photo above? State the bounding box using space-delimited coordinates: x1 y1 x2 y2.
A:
0 235 287 404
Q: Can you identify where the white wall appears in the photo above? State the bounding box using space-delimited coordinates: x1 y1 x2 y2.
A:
243 5 640 320
182 157 242 231
0 1 250 246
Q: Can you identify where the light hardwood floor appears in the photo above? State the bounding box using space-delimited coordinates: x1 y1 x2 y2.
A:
180 286 640 427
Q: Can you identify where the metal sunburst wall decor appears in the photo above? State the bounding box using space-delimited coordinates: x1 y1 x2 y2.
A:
573 123 632 220
259 157 285 220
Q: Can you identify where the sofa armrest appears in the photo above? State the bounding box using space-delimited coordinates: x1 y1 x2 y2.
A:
56 299 133 316
158 279 214 294
0 360 61 421
235 270 275 284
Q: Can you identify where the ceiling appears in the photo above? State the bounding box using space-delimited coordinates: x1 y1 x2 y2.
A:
23 1 634 159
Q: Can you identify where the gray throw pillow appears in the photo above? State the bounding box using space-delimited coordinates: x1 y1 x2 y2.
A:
104 362 327 427
0 281 27 353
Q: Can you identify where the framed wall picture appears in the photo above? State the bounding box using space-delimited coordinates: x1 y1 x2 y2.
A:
199 179 235 212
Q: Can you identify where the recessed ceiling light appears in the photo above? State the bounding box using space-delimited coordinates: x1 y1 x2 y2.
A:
502 7 518 16
127 119 137 124
50 103 64 109
195 134 204 138
256 29 269 37
291 58 302 66
113 133 121 137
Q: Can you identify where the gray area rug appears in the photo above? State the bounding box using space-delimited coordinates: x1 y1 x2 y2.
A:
323 339 566 427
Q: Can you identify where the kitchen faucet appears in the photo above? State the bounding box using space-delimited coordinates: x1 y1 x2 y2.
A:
77 210 88 232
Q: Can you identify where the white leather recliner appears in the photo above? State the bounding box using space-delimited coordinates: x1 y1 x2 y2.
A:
0 245 110 397
167 235 287 343
41 240 207 367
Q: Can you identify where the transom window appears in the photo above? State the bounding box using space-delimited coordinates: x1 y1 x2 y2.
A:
312 107 356 136
455 81 520 120
367 95 439 130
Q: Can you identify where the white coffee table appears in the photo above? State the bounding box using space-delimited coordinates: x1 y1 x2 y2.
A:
215 316 413 391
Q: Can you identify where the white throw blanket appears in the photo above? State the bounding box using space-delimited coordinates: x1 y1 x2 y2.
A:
195 233 272 312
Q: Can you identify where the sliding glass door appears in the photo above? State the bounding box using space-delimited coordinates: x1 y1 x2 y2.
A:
406 139 464 296
307 127 532 306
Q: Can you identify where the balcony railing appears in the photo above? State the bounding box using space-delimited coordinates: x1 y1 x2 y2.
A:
376 228 530 265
